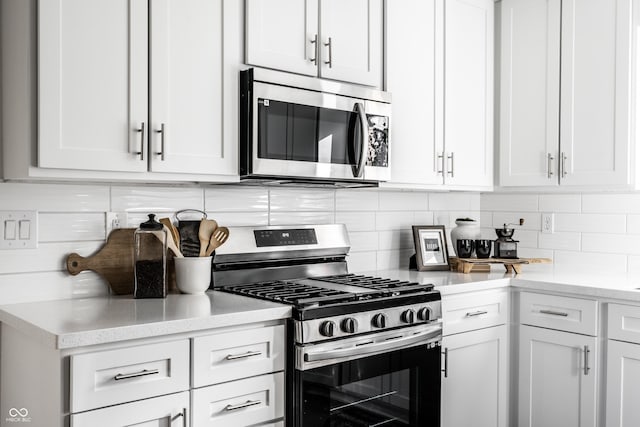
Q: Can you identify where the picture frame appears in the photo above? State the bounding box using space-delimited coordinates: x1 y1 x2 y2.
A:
411 225 450 271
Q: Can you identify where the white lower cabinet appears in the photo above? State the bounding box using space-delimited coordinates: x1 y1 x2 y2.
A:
606 340 640 427
70 391 189 427
441 326 508 427
518 325 597 427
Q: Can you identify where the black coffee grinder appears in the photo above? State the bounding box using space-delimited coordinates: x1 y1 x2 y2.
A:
494 219 524 259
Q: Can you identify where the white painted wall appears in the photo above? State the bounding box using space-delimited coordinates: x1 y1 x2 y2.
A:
0 182 480 305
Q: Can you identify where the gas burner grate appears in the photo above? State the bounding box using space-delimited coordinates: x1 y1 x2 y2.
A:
315 274 434 292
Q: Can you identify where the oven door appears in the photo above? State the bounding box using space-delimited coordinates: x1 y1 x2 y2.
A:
291 324 441 427
249 81 389 182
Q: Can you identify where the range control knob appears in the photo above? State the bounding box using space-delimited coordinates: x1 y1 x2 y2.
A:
319 320 336 337
417 307 432 322
401 309 416 324
372 313 388 329
341 317 358 334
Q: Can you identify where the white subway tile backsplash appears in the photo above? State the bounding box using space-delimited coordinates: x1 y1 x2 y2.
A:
39 213 106 242
0 183 109 211
582 233 640 255
582 193 640 214
513 230 538 248
111 186 204 212
347 251 378 273
538 232 581 251
270 211 334 225
628 215 640 234
269 188 335 211
204 186 268 212
516 247 554 259
335 212 376 232
481 194 538 212
376 211 416 231
378 229 414 251
429 193 481 211
539 194 581 213
335 189 379 211
205 211 269 226
376 249 413 270
348 231 379 252
0 271 108 305
379 191 428 211
554 213 626 233
0 242 103 274
492 212 541 231
413 211 435 225
554 250 627 273
628 256 640 274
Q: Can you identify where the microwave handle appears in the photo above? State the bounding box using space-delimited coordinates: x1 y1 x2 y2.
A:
353 102 368 178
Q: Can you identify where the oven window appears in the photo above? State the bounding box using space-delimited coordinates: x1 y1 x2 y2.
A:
258 99 361 165
294 344 440 427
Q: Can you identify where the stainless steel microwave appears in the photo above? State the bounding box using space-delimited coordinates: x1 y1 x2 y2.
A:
240 68 391 187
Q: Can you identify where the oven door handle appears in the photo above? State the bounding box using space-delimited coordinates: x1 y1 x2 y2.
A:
352 102 368 178
304 328 441 363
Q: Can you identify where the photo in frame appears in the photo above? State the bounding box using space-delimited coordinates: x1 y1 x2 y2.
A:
411 225 450 271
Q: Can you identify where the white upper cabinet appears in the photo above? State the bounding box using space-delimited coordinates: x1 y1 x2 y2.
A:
442 0 494 187
499 0 633 188
38 0 149 172
385 0 494 190
246 0 382 87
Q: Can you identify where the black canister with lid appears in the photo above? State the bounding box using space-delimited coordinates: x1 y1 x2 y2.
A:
134 214 168 298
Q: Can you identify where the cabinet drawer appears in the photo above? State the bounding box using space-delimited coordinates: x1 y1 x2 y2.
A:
608 303 640 344
70 391 189 427
192 325 285 387
442 290 508 335
70 339 189 413
519 292 598 336
192 372 285 427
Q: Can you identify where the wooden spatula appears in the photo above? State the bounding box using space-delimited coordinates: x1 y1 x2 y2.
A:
198 219 218 256
205 226 229 257
159 217 180 249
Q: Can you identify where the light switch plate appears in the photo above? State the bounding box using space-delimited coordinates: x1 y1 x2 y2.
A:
0 211 38 249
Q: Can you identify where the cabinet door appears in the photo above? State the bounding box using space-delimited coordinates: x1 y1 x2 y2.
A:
70 391 188 427
499 0 561 187
606 340 640 427
559 0 632 187
518 325 596 427
318 0 382 87
245 0 318 77
150 0 235 176
442 0 493 187
385 0 442 186
441 326 508 427
38 0 148 172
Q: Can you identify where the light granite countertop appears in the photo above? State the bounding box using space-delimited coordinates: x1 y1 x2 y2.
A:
5 265 640 350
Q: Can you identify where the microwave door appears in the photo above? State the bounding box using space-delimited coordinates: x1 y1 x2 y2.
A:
252 82 366 181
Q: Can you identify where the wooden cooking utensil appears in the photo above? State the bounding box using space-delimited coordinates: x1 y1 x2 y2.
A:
163 225 184 258
198 219 218 256
159 217 180 249
66 228 136 295
205 226 229 257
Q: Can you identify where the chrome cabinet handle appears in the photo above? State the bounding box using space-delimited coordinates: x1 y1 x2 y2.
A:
539 309 569 317
225 400 262 411
134 122 145 161
465 310 488 317
547 153 555 178
442 347 449 378
114 368 159 381
447 152 454 177
226 350 262 360
172 408 187 427
436 153 444 175
324 37 333 68
584 345 590 375
155 123 166 161
309 34 318 64
561 152 568 178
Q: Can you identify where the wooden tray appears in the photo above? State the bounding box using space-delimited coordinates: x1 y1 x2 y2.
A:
452 257 552 274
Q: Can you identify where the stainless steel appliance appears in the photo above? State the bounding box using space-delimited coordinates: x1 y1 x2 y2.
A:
240 68 392 187
213 224 442 426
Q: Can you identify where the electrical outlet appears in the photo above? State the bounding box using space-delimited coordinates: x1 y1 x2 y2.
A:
542 213 554 234
0 211 38 249
106 212 126 235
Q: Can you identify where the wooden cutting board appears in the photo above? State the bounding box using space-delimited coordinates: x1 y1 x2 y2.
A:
66 228 136 295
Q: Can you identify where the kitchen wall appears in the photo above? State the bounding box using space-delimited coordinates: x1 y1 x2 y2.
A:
480 192 640 273
0 182 480 305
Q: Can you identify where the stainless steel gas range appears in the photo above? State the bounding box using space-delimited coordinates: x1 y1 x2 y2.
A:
213 224 442 427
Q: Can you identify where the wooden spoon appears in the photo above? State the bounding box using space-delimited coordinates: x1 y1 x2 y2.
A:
159 217 180 249
163 225 184 258
198 219 218 257
205 226 229 257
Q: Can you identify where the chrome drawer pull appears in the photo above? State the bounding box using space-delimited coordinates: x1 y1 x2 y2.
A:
114 368 159 381
224 399 262 411
225 350 262 361
584 345 590 375
465 310 488 317
442 347 449 378
539 309 569 317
